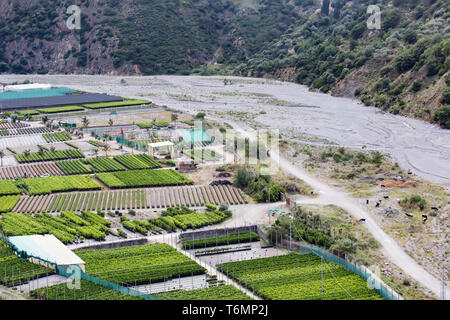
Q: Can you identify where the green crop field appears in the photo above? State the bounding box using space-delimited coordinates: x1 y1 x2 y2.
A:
0 211 112 243
76 243 205 285
15 149 84 163
36 106 85 113
42 132 72 143
182 232 259 249
84 157 126 172
155 285 252 300
56 160 93 175
0 180 20 196
0 241 50 286
0 195 21 213
83 100 150 109
95 169 192 188
16 175 101 195
217 253 384 300
113 154 161 170
30 279 143 300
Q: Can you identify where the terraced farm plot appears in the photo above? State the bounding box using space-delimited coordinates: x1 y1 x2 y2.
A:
0 127 53 137
149 210 231 232
16 175 100 195
42 132 72 143
0 134 47 149
0 163 64 179
30 279 144 300
113 154 161 170
0 180 20 196
56 160 93 175
0 242 50 286
84 157 126 172
154 285 251 300
217 253 384 300
76 243 205 285
96 169 192 188
0 211 112 243
12 185 247 213
15 149 85 163
83 100 150 109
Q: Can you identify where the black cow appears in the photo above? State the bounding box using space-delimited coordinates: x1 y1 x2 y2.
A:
359 218 366 223
366 199 369 205
405 213 413 218
384 195 389 199
431 207 439 211
375 202 380 208
422 215 428 224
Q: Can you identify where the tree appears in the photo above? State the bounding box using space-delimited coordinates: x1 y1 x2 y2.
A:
108 118 114 127
434 105 450 129
321 0 330 16
24 149 31 158
0 150 4 167
82 116 89 128
102 144 111 157
194 112 206 120
42 115 49 125
50 146 56 153
171 113 178 122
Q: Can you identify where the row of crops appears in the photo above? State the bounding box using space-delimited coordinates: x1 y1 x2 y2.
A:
120 206 232 235
30 279 142 300
83 100 150 109
36 106 85 113
96 169 193 188
113 154 161 170
31 280 249 300
15 149 84 163
76 243 205 285
16 175 101 195
84 157 126 172
0 180 20 196
56 160 93 175
217 253 384 300
0 195 21 213
181 149 222 162
0 211 112 243
0 241 50 286
0 162 64 180
182 232 260 249
12 185 246 214
42 132 72 143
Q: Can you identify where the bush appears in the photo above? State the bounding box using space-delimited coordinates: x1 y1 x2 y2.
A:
411 81 422 92
434 105 450 129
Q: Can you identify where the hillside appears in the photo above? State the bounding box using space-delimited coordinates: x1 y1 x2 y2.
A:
0 0 448 127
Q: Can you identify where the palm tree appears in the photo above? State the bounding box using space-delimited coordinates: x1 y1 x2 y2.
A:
10 114 18 123
93 148 99 158
38 145 45 156
102 144 111 157
42 115 49 125
82 116 89 128
50 146 56 153
0 150 4 167
24 149 31 158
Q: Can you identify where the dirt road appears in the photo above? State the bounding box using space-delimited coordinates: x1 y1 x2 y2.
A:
229 121 449 299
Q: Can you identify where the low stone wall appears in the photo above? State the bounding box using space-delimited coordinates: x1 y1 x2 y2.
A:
71 237 148 251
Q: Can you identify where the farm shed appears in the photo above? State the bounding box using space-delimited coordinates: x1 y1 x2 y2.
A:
7 234 86 272
148 141 174 157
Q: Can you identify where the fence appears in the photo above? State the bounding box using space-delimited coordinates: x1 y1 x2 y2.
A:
265 228 402 300
116 136 148 151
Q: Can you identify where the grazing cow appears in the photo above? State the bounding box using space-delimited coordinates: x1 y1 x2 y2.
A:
375 202 380 208
384 195 389 199
422 215 428 224
381 184 386 188
431 207 439 211
419 204 424 211
310 191 314 195
359 218 366 223
366 199 369 205
405 213 413 218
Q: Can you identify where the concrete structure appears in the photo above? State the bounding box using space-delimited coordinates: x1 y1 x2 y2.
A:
8 234 86 272
4 84 52 91
148 141 174 157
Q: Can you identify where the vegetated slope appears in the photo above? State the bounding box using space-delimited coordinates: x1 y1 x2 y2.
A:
0 0 448 126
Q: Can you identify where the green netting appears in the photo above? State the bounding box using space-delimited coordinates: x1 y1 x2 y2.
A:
299 244 400 300
57 265 161 300
116 136 148 151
